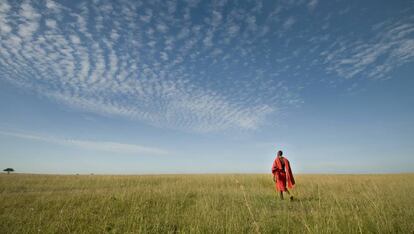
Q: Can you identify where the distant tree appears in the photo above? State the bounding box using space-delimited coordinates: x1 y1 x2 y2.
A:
3 168 14 174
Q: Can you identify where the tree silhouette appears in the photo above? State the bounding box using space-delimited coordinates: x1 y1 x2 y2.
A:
3 168 14 174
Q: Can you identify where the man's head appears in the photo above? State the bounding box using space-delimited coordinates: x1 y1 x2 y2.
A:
277 150 283 157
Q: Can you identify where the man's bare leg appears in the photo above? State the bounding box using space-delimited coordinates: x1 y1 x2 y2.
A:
285 189 294 201
279 191 284 200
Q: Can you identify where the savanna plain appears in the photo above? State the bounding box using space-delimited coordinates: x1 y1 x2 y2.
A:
1 173 413 233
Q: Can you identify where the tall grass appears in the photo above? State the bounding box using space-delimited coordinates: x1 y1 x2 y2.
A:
1 174 413 233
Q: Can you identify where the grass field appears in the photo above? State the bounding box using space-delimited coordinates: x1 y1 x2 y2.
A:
1 174 413 233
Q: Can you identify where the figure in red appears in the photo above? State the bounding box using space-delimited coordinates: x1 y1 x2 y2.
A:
272 150 295 200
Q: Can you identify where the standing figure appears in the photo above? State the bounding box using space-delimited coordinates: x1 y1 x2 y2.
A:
271 150 295 200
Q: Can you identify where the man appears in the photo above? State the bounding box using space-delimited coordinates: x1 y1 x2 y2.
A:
271 150 295 200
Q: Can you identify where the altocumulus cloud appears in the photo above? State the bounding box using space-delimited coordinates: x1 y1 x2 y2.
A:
0 0 294 132
0 0 412 132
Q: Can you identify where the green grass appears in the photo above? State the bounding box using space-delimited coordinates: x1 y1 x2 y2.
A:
1 174 413 233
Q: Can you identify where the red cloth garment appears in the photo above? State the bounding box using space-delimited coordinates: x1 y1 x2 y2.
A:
271 157 295 191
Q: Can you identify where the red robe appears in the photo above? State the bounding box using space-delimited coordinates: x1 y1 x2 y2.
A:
271 157 295 191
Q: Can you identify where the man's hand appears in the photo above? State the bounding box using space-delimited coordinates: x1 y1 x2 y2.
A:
273 175 276 182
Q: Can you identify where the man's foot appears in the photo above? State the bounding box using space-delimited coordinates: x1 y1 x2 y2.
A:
289 196 294 201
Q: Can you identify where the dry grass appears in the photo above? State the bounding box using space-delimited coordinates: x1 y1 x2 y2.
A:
1 173 413 233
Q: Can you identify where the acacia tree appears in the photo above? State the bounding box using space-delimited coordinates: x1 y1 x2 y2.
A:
3 168 14 174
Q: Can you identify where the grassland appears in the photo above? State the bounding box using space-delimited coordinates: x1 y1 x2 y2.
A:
1 173 413 233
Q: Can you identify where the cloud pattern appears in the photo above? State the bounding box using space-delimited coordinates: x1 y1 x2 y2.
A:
0 0 413 132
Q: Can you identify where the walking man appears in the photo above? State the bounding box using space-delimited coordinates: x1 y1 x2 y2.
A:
272 150 295 200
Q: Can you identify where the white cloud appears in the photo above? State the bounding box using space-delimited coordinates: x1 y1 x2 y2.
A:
203 32 214 47
227 24 240 37
211 10 222 27
0 0 12 34
308 0 319 11
283 17 296 30
160 51 169 61
0 130 168 155
45 19 57 29
17 2 41 39
246 15 257 31
156 22 168 33
0 1 10 13
69 34 81 44
46 0 60 11
140 9 152 23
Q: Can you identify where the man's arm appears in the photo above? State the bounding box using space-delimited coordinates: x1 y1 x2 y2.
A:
271 161 278 182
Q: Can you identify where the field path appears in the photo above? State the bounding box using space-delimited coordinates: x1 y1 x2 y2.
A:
233 176 261 234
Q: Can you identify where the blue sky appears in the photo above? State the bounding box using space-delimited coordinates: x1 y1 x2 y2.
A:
0 0 413 174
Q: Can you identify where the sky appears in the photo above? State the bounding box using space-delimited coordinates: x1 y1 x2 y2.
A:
0 0 413 174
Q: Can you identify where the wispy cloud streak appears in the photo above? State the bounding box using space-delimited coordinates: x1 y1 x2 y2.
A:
321 16 414 80
0 130 168 155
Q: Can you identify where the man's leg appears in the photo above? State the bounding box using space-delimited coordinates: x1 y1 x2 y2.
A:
279 191 284 200
285 189 294 201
